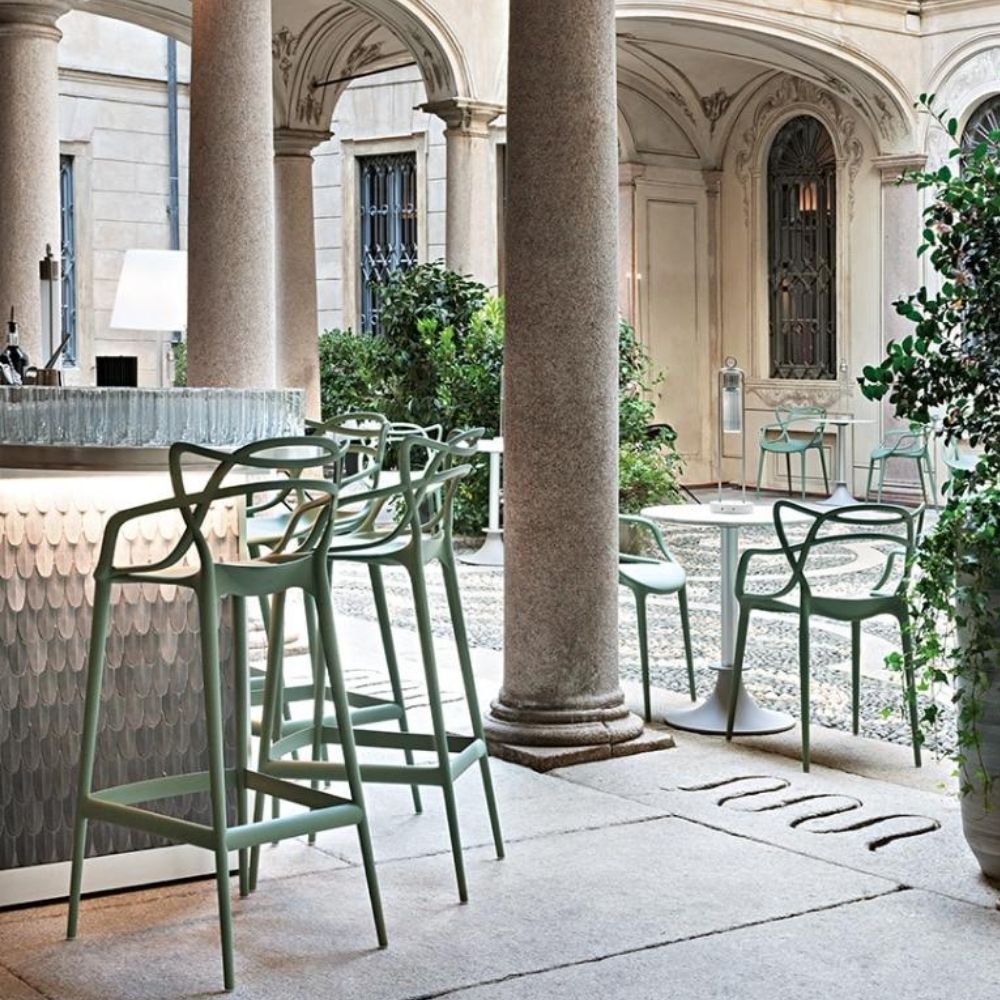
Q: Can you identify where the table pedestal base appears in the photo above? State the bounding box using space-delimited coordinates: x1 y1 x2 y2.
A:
459 529 504 566
664 667 795 736
818 483 862 508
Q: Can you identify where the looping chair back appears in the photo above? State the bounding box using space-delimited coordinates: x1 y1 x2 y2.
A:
109 435 347 581
773 405 827 443
772 499 919 600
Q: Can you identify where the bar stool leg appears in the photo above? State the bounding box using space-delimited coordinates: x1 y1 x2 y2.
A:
196 585 235 992
409 561 468 901
232 595 250 898
440 556 505 860
312 571 387 947
369 564 422 814
67 578 114 939
250 591 286 893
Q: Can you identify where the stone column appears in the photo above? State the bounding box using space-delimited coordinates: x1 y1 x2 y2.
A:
274 128 329 420
186 0 275 388
485 0 665 766
0 2 69 361
423 99 504 287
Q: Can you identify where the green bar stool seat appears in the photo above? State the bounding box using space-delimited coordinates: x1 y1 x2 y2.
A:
66 436 386 991
618 514 696 720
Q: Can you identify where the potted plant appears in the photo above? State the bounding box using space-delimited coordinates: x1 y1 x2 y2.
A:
859 94 1000 881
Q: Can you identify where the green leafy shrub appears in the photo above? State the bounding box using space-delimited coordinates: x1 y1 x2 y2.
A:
318 264 682 532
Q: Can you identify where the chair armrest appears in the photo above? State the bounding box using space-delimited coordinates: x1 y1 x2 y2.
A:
619 513 676 562
734 544 801 600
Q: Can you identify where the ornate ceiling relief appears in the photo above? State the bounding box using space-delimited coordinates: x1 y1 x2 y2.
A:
734 76 866 224
700 89 733 134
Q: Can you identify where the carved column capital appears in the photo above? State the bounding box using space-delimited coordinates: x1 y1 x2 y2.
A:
618 162 645 187
0 1 69 39
421 98 504 137
273 127 332 158
702 168 724 198
874 153 927 184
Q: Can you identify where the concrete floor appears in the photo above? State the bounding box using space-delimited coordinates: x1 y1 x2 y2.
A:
2 614 998 999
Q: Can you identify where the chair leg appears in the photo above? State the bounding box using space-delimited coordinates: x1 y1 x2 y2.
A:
916 457 928 505
196 585 236 992
819 443 830 495
899 614 922 768
850 620 861 737
865 460 875 502
635 592 652 722
755 447 766 498
67 579 113 939
786 453 794 497
232 595 250 898
440 556 504 860
799 612 811 773
312 571 387 947
877 457 887 502
303 593 325 844
926 454 939 510
409 561 469 902
799 451 807 499
726 605 752 740
677 586 696 702
369 564 422 814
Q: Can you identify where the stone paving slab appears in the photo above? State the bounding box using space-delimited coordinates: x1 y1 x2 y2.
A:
554 735 1000 909
302 755 668 869
0 966 44 1000
0 817 893 1000
443 889 1000 1000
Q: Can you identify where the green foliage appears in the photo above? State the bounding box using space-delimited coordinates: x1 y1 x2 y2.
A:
858 93 1000 801
318 264 683 532
172 340 186 387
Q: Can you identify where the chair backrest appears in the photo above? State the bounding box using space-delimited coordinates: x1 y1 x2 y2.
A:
306 411 388 487
770 405 826 443
772 499 918 598
879 423 930 456
161 435 346 574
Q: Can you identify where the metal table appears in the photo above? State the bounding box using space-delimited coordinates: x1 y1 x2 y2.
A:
819 416 872 507
642 502 808 736
460 436 504 566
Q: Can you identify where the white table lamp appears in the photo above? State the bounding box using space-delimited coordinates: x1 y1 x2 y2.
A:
711 356 753 515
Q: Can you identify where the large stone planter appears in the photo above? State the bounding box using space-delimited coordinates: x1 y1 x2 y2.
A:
958 588 1000 883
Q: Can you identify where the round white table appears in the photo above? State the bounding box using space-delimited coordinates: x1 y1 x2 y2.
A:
459 436 504 566
820 416 872 507
642 502 810 736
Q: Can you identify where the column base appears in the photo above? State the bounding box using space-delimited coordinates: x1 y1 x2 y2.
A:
484 697 673 771
487 724 674 772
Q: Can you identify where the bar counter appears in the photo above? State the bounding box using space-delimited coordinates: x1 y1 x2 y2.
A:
0 387 303 906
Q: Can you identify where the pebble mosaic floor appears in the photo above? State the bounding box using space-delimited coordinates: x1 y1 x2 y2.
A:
327 518 951 755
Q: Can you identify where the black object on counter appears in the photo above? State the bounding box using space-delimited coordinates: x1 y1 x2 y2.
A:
96 355 139 387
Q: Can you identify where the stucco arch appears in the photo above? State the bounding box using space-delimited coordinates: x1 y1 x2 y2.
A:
615 2 913 154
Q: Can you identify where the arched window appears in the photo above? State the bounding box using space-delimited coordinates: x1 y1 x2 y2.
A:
767 116 837 380
962 94 1000 152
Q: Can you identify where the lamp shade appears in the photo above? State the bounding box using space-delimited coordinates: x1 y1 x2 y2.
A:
109 249 187 331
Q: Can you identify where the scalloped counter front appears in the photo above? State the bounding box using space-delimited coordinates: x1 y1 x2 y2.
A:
0 387 304 907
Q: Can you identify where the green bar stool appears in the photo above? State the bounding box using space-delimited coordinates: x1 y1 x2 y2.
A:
66 436 386 991
252 429 505 903
618 514 696 721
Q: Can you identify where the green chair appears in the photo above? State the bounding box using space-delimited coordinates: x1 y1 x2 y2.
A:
618 514 696 720
865 424 937 507
67 436 386 991
756 405 829 498
725 500 922 772
252 428 505 903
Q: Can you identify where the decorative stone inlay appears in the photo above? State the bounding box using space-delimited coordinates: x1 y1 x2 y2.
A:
0 474 239 870
271 24 299 87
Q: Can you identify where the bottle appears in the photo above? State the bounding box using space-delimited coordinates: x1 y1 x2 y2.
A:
3 307 29 382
